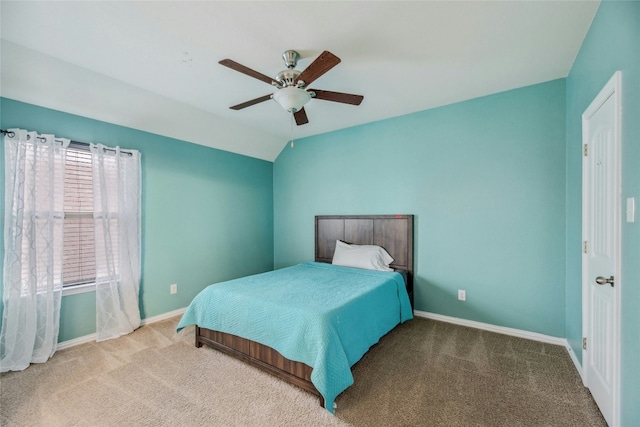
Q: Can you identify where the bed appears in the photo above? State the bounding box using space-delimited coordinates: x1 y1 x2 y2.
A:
177 214 414 412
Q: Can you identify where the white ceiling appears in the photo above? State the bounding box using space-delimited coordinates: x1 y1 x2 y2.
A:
0 1 599 161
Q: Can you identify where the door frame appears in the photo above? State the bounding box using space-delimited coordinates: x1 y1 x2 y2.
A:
581 70 622 426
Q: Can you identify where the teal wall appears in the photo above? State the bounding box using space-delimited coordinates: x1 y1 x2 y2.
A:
0 98 274 342
274 79 567 337
565 1 640 425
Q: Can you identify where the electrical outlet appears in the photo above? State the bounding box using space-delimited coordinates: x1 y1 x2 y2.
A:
170 284 178 295
458 289 466 301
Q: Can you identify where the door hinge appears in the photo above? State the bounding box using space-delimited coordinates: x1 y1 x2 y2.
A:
584 144 588 156
583 337 587 350
583 240 588 254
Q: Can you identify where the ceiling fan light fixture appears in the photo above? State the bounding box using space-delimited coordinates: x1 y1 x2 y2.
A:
220 50 362 125
273 86 311 113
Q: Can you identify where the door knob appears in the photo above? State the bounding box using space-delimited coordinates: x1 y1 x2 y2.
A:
595 276 614 287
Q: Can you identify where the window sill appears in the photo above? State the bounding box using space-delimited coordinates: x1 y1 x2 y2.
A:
62 282 96 296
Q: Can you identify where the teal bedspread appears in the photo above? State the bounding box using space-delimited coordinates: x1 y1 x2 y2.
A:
177 261 413 412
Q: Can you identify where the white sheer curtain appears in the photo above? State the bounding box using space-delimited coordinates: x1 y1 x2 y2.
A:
91 143 141 342
1 129 69 372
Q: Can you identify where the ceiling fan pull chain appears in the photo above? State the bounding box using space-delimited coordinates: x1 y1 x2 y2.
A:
290 113 295 148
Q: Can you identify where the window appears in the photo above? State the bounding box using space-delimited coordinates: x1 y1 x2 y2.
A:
63 147 96 287
3 128 142 348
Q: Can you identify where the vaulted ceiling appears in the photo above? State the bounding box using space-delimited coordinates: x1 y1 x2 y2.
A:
1 1 599 161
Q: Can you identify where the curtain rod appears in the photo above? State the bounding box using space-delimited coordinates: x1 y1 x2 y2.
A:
1 128 133 156
2 128 89 147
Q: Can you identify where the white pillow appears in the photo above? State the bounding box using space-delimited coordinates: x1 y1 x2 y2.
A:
331 240 394 271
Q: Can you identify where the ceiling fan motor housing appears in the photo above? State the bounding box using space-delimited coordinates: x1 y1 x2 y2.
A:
275 69 303 88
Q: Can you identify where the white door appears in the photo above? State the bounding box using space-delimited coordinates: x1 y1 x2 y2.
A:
582 71 621 427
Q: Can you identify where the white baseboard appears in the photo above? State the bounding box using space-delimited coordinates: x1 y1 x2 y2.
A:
56 333 97 350
566 343 585 383
414 310 567 345
140 307 187 326
56 307 187 351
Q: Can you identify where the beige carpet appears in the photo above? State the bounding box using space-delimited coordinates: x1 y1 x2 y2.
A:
0 316 606 426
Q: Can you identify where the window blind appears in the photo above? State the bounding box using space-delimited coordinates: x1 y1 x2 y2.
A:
63 148 96 286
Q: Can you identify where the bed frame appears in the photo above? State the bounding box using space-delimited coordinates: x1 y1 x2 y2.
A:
195 214 414 407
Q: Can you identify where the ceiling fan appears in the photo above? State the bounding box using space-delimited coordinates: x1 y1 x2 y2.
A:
219 50 364 126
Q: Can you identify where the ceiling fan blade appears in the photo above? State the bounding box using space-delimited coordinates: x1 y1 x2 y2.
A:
219 59 274 85
296 51 341 87
230 94 273 110
294 108 309 126
310 89 364 106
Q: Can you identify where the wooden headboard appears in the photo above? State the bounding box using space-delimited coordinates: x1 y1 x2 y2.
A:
315 215 414 304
